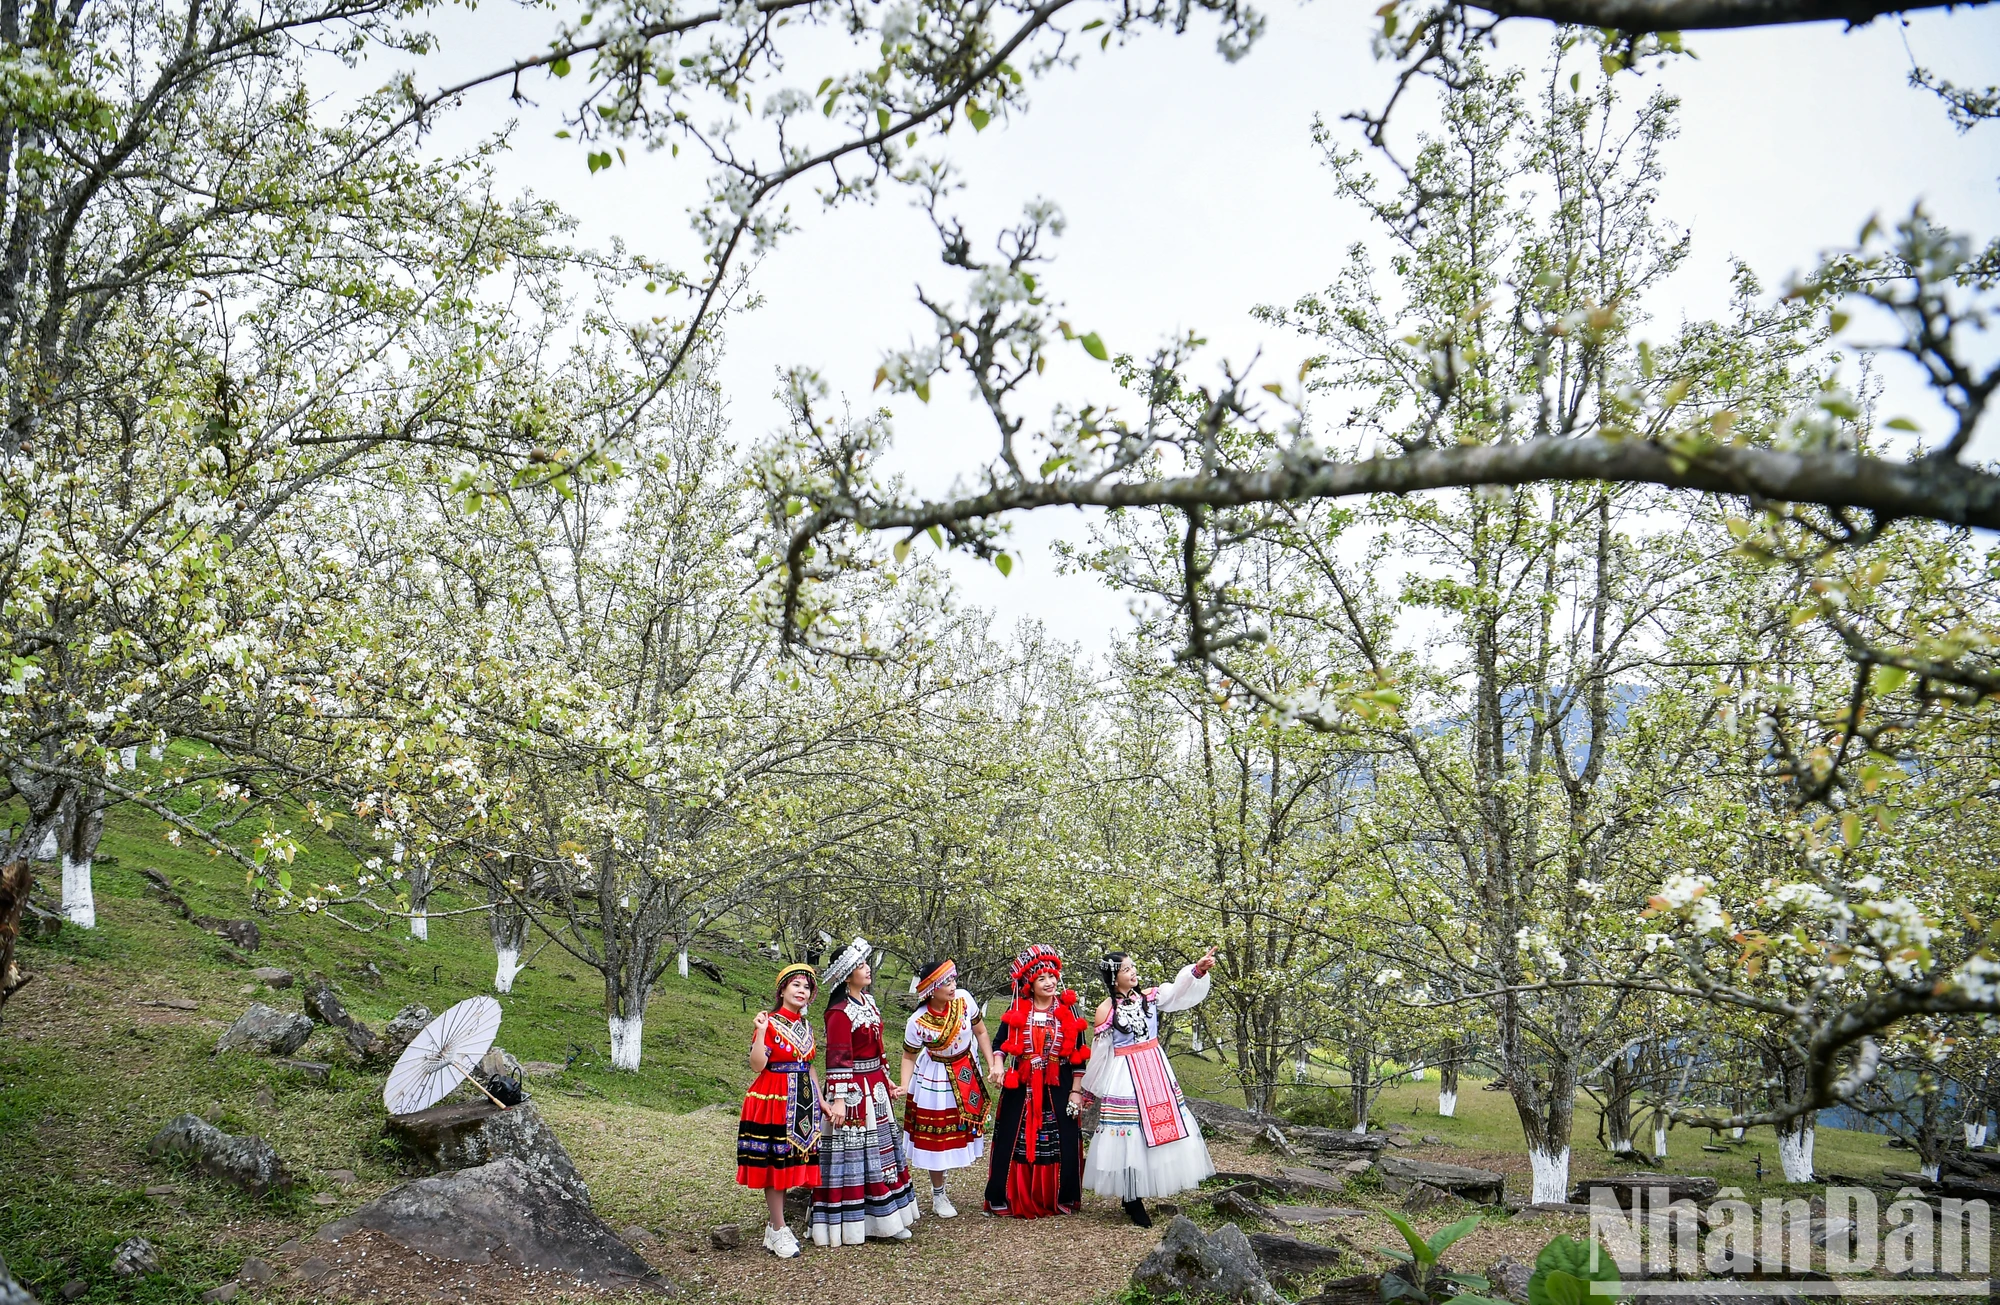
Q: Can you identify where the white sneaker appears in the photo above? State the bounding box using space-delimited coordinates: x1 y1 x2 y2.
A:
931 1190 957 1219
763 1224 800 1258
891 1227 914 1240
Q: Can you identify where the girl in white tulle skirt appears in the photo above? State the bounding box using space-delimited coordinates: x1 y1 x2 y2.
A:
1079 946 1219 1226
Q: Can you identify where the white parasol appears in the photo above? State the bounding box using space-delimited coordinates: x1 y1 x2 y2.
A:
383 994 508 1116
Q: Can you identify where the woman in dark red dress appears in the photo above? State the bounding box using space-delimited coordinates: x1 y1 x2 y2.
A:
982 944 1091 1217
736 963 824 1258
811 938 919 1246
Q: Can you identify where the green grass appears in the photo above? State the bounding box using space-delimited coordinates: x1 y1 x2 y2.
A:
0 801 786 1302
1166 1046 1904 1201
0 796 1934 1304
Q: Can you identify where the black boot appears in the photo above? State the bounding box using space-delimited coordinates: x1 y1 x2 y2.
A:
1122 1198 1152 1228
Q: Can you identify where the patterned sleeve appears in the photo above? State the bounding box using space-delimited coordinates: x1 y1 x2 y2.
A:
824 1004 855 1082
903 1009 926 1055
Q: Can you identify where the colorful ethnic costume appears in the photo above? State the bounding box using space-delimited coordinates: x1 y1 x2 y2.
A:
983 945 1091 1218
1080 963 1216 1203
902 967 988 1171
811 939 920 1246
736 984 823 1191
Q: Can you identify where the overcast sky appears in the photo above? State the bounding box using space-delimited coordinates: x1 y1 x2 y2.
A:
354 0 2000 655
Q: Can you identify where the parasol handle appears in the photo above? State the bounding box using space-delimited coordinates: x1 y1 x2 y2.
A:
455 1055 511 1111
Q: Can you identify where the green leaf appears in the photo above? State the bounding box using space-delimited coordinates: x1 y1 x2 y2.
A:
926 525 943 549
1542 1271 1588 1305
1873 665 1910 695
877 107 891 132
1383 1212 1435 1265
1529 1236 1621 1305
893 539 911 563
995 553 1012 576
967 104 990 131
1427 1216 1482 1259
550 57 571 77
1885 416 1920 431
1079 331 1108 361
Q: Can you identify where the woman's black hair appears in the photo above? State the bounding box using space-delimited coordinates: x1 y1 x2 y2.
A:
1098 951 1131 997
917 959 949 994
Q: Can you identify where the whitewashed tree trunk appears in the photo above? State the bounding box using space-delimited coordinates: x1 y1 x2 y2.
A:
1529 1146 1571 1204
1921 1159 1941 1181
1438 1088 1457 1118
609 1013 644 1070
1732 1126 1744 1140
1653 1122 1669 1160
407 856 431 941
1964 1121 1989 1149
493 943 522 993
61 853 95 928
32 828 56 860
678 949 689 978
55 789 104 929
1191 1024 1204 1052
1609 1127 1632 1154
1777 1120 1815 1182
119 745 137 771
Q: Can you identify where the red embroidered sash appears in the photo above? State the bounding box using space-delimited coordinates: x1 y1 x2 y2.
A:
1115 1039 1185 1147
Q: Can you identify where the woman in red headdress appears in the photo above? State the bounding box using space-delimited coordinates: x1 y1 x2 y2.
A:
982 944 1091 1217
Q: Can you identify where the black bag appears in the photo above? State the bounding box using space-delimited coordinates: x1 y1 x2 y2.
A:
488 1074 526 1106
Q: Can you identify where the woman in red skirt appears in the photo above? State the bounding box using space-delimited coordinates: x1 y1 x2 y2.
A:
737 962 825 1258
983 944 1091 1217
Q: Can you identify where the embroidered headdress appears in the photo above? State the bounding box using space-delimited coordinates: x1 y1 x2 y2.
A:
819 936 871 991
773 962 817 1008
915 958 958 1001
1010 943 1063 995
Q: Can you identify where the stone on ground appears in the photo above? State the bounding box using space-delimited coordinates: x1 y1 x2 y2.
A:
147 1114 293 1196
379 1004 432 1058
212 1003 314 1057
384 1100 590 1205
247 967 293 988
1378 1154 1504 1203
1568 1173 1719 1207
1248 1231 1348 1280
708 1224 742 1250
0 1251 37 1305
313 1157 654 1288
302 974 358 1028
1131 1215 1284 1305
110 1238 159 1277
1489 1256 1533 1303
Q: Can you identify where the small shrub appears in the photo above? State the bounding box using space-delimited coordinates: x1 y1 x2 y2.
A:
1282 1088 1355 1130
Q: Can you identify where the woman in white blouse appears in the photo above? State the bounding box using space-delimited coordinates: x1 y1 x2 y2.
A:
1079 945 1219 1226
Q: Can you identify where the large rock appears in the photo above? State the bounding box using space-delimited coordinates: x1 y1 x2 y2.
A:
1378 1154 1505 1203
313 1158 654 1288
0 1250 39 1305
213 1003 314 1057
302 974 357 1028
1132 1216 1284 1305
1288 1126 1389 1156
147 1114 293 1195
385 1101 588 1205
379 1004 432 1058
1569 1173 1719 1207
1250 1232 1349 1281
